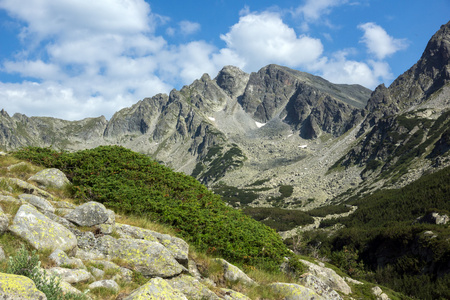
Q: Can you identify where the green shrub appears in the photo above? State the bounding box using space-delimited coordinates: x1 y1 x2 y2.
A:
14 146 290 270
4 244 87 300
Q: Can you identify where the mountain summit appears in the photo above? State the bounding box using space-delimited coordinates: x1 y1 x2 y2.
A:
1 21 449 208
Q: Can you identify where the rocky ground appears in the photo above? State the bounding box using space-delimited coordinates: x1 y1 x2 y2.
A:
0 154 396 300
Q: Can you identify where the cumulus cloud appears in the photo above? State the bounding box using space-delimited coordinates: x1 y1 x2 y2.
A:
179 21 201 35
0 1 406 120
220 12 323 71
296 0 348 22
358 22 409 59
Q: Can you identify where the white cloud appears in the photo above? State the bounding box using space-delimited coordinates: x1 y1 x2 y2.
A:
179 21 201 35
220 12 323 71
311 50 393 89
296 0 348 22
0 2 404 120
358 22 408 60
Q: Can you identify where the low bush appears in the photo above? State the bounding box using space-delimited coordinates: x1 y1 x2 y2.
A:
14 146 290 270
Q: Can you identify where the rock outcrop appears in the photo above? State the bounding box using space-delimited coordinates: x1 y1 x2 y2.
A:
0 165 361 299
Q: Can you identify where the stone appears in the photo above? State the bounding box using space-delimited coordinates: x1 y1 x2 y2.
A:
87 260 132 282
269 282 325 300
88 280 120 293
0 210 9 233
75 249 105 260
90 267 105 279
18 194 55 213
4 178 53 199
0 246 5 261
300 259 351 295
220 288 252 300
47 267 93 284
166 274 221 300
123 277 188 300
298 274 342 300
77 231 97 250
0 272 47 300
9 204 77 252
59 281 86 297
65 201 109 226
96 235 184 277
29 168 70 189
49 249 85 269
0 195 20 204
214 258 256 286
150 231 189 265
372 286 391 300
114 223 189 264
6 162 28 171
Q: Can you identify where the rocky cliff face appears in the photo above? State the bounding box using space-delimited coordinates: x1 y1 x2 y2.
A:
1 21 449 207
0 62 371 194
335 21 450 192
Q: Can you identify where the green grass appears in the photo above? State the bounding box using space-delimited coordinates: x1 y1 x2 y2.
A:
13 146 290 271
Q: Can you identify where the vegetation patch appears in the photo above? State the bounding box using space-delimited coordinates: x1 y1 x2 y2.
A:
242 207 314 232
14 146 289 270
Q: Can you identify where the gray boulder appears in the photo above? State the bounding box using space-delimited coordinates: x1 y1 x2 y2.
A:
269 282 324 300
0 272 47 300
18 194 55 213
0 246 5 261
65 201 110 226
124 277 188 300
47 267 93 284
298 274 342 300
220 288 252 300
88 280 120 293
96 235 184 277
115 223 189 264
300 260 351 295
49 249 84 269
9 204 77 252
29 168 70 189
4 178 54 199
214 258 256 286
0 195 20 204
166 274 220 300
0 210 9 233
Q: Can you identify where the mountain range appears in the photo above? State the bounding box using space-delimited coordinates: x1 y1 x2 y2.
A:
1 21 449 210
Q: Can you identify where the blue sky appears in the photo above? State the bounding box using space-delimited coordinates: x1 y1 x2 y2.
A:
0 0 448 120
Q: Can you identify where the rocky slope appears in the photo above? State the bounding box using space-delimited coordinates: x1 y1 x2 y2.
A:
0 156 396 300
0 21 449 209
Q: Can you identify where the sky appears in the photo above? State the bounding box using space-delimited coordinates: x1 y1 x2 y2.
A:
0 0 448 120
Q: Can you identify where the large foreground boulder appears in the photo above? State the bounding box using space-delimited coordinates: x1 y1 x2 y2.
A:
124 277 188 300
8 204 77 252
96 235 185 277
65 201 110 226
300 260 351 295
0 272 47 300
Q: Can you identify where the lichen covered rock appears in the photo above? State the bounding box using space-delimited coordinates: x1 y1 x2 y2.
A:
166 274 220 300
8 204 77 252
29 168 70 189
0 272 47 300
269 282 324 300
65 201 110 226
214 258 256 286
18 194 55 213
124 277 188 300
96 235 184 277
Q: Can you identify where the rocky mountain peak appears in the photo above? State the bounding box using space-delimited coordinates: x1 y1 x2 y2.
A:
214 65 249 99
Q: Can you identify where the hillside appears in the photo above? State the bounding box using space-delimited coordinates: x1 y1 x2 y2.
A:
0 149 408 300
0 22 449 211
